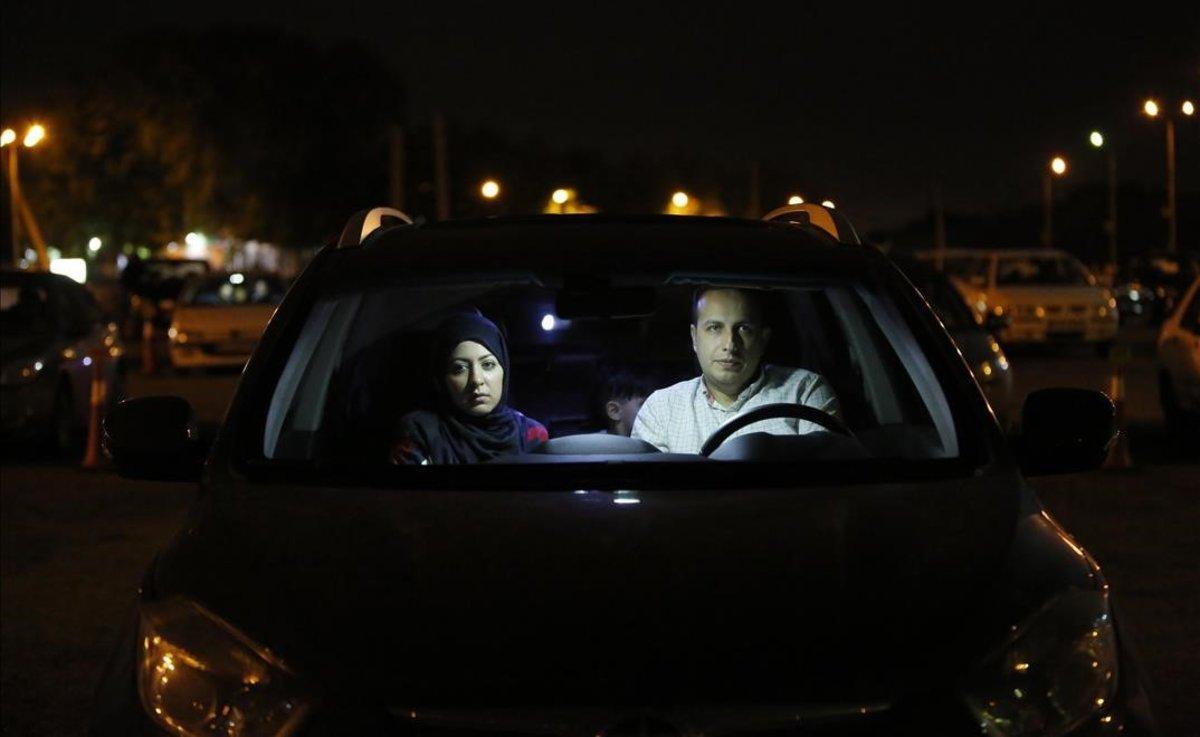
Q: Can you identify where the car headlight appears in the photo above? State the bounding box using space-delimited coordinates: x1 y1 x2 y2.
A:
960 588 1117 737
0 359 46 386
139 598 312 737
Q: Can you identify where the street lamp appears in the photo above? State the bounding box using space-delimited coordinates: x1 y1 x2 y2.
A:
2 122 48 268
1042 155 1068 247
480 179 500 200
1089 130 1119 268
1142 97 1193 253
671 191 689 209
820 199 836 209
787 195 804 205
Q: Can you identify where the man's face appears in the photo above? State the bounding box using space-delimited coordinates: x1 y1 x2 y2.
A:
690 289 771 399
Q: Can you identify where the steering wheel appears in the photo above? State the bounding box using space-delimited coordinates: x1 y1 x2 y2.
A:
699 402 854 457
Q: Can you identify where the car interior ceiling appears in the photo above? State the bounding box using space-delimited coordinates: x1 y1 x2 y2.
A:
296 284 949 464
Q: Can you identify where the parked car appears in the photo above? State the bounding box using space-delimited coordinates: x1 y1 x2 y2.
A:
120 257 211 338
1 269 125 452
168 272 286 370
94 212 1156 736
893 257 1014 428
1157 276 1200 437
916 248 1118 352
1114 254 1199 325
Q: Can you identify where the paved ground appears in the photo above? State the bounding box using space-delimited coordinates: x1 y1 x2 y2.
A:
2 334 1197 735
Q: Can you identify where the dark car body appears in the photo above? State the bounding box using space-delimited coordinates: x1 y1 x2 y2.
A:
92 217 1156 736
1 270 125 449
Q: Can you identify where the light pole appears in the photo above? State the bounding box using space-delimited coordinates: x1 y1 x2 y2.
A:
1042 156 1068 248
1 123 47 268
1143 98 1194 254
1089 131 1118 268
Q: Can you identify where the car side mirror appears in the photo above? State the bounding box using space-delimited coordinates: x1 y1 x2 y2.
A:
1017 388 1116 476
103 396 204 481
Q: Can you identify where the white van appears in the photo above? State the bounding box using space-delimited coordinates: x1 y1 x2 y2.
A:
916 248 1118 349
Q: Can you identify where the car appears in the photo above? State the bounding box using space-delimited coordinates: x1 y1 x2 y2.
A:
93 212 1157 736
916 248 1118 352
120 257 212 338
168 272 287 371
1157 276 1200 438
1 269 126 452
892 257 1014 429
1114 254 1199 325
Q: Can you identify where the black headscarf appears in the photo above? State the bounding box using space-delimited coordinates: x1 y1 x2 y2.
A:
393 312 540 464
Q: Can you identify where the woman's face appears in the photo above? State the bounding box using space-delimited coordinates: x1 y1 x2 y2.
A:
444 340 504 417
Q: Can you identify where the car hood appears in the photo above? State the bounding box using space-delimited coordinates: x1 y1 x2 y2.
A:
0 333 53 368
172 305 275 335
989 285 1108 306
154 475 1039 712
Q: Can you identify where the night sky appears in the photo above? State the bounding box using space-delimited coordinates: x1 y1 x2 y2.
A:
3 2 1198 230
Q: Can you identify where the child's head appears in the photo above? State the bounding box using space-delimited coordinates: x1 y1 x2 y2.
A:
592 371 651 436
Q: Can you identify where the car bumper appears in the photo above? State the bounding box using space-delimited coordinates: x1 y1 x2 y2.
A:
169 344 252 369
1000 318 1118 344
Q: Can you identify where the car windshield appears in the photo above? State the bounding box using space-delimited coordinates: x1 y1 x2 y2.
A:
182 274 285 307
0 281 53 335
939 256 990 287
256 270 972 476
996 256 1093 286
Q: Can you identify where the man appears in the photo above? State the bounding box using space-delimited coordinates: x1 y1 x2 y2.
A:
590 370 651 436
631 287 841 453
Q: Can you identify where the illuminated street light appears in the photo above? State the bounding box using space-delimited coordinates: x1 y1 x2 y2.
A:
87 237 102 254
1141 98 1191 253
671 191 690 209
821 200 836 209
787 195 804 205
551 188 570 205
0 129 15 147
22 124 45 148
480 180 500 199
1087 131 1119 267
1050 156 1067 176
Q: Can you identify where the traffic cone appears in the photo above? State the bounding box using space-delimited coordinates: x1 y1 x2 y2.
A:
81 349 107 470
1102 363 1134 470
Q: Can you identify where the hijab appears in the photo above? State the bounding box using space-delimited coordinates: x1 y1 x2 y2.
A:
396 311 538 464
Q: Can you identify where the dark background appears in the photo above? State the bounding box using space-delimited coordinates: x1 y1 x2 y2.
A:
2 3 1199 254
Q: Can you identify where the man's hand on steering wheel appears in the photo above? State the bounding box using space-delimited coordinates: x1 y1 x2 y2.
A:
699 402 853 457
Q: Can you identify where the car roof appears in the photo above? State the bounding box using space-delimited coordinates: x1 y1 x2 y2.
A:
917 248 1075 259
335 215 888 280
0 269 81 288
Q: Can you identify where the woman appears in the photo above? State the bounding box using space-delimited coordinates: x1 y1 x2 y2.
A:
391 311 548 464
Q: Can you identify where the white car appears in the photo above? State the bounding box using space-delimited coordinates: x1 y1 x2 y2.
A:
916 249 1118 350
1157 276 1200 432
168 273 285 370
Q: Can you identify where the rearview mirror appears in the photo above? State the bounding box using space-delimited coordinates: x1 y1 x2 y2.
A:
103 396 204 481
1017 388 1116 476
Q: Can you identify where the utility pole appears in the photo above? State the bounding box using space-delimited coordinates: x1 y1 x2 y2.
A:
932 184 947 270
433 112 450 221
747 161 761 218
1105 152 1118 268
6 146 20 266
1165 118 1177 254
1041 174 1054 248
389 125 406 212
